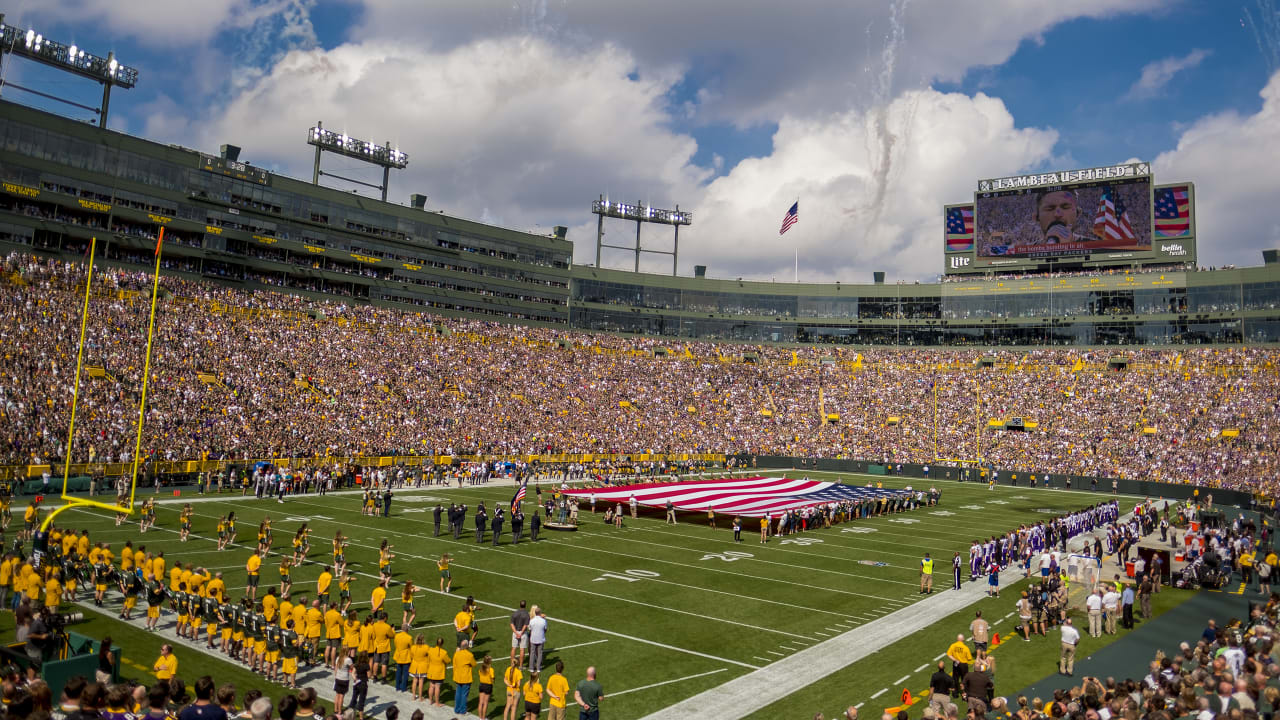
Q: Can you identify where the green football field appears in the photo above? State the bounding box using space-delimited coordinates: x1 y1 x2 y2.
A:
54 473 1140 719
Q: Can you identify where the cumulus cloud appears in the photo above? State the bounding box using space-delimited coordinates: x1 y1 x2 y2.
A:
1124 49 1212 101
679 89 1058 282
354 0 1163 126
1152 70 1280 267
9 0 287 45
174 37 709 235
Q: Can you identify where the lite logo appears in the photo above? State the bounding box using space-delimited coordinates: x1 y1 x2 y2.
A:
949 255 971 269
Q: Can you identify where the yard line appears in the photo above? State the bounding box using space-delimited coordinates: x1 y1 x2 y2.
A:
855 703 865 709
754 656 773 663
894 675 910 685
870 688 888 699
813 631 831 637
933 653 945 661
552 639 610 652
1003 612 1015 619
66 507 763 672
608 668 729 698
915 664 929 673
766 650 786 656
824 627 843 632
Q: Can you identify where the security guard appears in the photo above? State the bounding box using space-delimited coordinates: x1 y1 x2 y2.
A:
921 553 934 594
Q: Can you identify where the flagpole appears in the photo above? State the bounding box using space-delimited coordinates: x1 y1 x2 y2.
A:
793 197 799 282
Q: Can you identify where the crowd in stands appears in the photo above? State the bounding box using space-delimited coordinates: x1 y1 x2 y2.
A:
1 252 1277 492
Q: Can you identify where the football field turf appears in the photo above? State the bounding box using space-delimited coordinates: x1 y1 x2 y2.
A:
58 473 1139 719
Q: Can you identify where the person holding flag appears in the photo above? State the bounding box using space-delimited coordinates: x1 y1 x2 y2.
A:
511 480 527 516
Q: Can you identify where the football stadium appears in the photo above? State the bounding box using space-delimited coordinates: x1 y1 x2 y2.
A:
1 7 1280 720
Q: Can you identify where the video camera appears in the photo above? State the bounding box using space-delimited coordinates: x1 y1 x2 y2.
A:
43 610 85 630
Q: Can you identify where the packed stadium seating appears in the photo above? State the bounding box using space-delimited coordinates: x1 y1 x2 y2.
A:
2 252 1277 491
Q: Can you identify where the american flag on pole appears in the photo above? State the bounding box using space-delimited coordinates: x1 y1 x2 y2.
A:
1154 186 1191 238
561 476 906 518
1092 186 1138 244
779 202 798 235
510 479 527 513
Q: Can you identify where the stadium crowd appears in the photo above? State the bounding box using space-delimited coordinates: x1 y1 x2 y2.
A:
1 252 1277 492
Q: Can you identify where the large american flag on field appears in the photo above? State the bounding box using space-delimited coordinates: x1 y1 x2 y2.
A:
779 202 799 235
1092 186 1138 243
1154 186 1191 238
561 476 905 518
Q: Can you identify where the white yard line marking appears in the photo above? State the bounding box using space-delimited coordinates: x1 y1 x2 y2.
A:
753 656 773 663
553 639 610 652
855 703 865 709
894 675 910 685
934 653 946 661
767 651 786 656
915 664 930 672
609 668 729 698
870 688 888 699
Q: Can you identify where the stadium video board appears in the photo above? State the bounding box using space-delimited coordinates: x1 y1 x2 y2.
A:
942 162 1196 275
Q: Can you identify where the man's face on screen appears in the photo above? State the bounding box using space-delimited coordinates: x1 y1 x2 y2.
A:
1037 191 1078 233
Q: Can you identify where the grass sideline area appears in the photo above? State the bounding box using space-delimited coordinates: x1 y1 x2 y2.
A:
33 472 1143 719
743 579 1195 720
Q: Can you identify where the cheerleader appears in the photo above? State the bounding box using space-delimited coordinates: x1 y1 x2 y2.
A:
292 524 310 564
438 554 452 594
226 512 238 545
378 540 395 581
279 557 294 598
333 531 349 576
179 504 193 542
401 581 417 630
217 515 230 551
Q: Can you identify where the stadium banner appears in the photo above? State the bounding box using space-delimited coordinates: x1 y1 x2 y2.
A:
975 175 1153 259
943 203 975 252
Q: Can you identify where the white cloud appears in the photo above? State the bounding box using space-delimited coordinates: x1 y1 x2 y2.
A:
1124 49 1212 101
8 0 318 47
173 37 709 236
353 0 1163 126
1152 70 1280 267
677 89 1058 282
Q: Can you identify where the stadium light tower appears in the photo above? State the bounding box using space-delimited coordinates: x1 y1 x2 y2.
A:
592 195 692 276
307 121 408 202
0 15 140 127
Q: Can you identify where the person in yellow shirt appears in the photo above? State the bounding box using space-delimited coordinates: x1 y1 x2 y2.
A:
44 572 62 610
409 635 433 702
452 639 476 715
521 670 543 720
153 645 178 680
338 572 352 613
426 637 451 707
503 662 524 720
342 611 363 654
371 612 394 682
205 573 226 604
168 565 183 594
392 627 414 692
262 589 279 624
358 615 376 657
0 555 14 610
21 502 39 542
151 553 166 585
120 542 136 575
303 600 324 664
324 603 344 667
316 566 333 606
370 580 388 616
545 660 570 720
947 634 973 691
476 654 496 720
400 581 417 631
278 557 293 598
1262 550 1278 596
246 550 263 601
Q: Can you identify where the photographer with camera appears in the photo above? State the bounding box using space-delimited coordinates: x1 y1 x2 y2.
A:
25 606 51 679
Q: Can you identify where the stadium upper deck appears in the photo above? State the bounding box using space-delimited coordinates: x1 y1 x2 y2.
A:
0 100 1278 346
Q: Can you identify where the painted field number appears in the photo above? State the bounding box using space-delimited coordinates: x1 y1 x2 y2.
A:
593 569 660 583
701 551 754 562
780 537 823 546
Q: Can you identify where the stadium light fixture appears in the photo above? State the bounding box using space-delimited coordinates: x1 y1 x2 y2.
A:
1 21 138 88
592 195 692 276
0 17 139 127
307 121 409 201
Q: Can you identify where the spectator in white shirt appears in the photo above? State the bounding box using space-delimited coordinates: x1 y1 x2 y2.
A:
528 607 548 674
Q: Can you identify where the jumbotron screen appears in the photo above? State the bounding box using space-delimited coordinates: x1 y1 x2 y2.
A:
975 176 1152 258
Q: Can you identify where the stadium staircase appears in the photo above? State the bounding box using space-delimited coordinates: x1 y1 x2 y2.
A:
85 365 116 383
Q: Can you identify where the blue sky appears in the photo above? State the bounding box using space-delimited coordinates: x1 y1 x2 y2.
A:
5 0 1280 280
